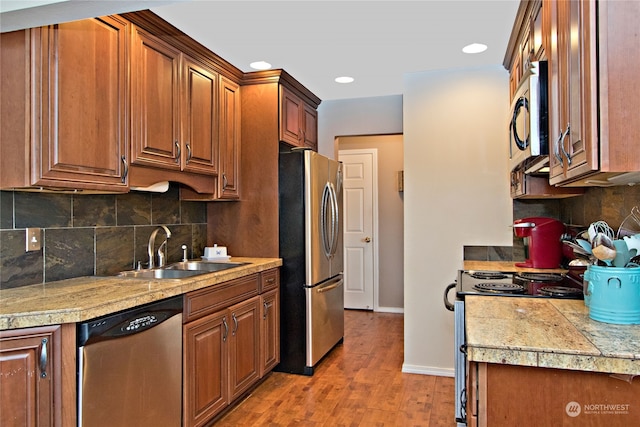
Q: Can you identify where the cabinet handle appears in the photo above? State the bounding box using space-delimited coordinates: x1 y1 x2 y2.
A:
554 131 563 163
222 173 228 190
560 123 572 166
263 301 268 319
185 143 192 164
174 141 181 164
121 155 128 183
232 313 238 336
265 278 275 285
39 338 48 378
222 317 228 342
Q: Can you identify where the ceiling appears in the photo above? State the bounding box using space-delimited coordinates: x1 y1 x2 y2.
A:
1 0 520 101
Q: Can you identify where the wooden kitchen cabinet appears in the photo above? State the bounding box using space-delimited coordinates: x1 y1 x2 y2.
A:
260 288 280 376
547 0 640 186
0 324 76 427
208 71 320 257
130 26 219 176
280 86 318 151
183 269 279 426
217 76 241 199
183 310 228 427
506 1 544 99
468 361 640 426
510 162 583 199
547 0 595 184
227 296 261 401
0 16 129 192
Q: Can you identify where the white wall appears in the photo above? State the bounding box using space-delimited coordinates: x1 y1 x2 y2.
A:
317 95 403 159
402 65 512 375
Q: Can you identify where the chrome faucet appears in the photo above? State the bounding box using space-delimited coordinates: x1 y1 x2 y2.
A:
148 225 171 268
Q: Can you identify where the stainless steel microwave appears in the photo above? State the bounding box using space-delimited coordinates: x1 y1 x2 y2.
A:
508 61 549 171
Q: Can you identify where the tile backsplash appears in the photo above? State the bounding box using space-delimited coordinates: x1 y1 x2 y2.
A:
0 184 207 289
464 185 640 262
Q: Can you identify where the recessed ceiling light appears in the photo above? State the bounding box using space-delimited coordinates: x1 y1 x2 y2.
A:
335 76 354 84
250 61 272 70
462 43 488 54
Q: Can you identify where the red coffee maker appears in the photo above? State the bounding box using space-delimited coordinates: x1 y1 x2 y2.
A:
513 217 566 268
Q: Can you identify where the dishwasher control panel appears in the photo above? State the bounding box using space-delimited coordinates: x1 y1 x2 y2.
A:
77 296 182 346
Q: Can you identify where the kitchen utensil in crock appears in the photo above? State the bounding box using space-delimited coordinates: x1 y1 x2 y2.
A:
591 233 616 265
576 238 593 254
612 239 632 267
562 239 589 257
622 234 640 256
617 206 640 238
587 221 614 243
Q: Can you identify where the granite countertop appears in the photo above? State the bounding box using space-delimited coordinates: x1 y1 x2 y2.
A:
465 295 640 375
0 257 282 330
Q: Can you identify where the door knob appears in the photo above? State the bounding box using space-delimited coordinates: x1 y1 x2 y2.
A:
364 237 371 243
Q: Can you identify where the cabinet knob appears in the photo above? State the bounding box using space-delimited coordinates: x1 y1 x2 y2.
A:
364 237 371 243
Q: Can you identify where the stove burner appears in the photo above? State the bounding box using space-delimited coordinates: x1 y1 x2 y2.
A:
474 282 526 294
470 271 509 280
538 286 583 298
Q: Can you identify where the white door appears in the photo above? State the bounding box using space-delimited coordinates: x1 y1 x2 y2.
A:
338 149 377 310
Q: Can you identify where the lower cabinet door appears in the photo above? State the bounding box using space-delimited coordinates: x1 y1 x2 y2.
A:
183 310 228 427
0 325 60 427
260 289 280 376
228 296 260 401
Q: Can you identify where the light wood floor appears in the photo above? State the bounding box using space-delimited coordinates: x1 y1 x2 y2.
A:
214 310 455 426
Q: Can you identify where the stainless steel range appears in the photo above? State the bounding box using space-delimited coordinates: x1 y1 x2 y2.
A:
444 269 584 427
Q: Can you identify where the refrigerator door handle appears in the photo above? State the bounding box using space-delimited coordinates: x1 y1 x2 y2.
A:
316 278 344 293
321 182 333 258
329 183 339 257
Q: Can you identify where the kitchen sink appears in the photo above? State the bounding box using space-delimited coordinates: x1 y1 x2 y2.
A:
117 269 204 279
165 261 248 272
117 261 248 279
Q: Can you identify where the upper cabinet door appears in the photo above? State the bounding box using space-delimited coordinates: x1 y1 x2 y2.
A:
218 76 241 199
182 55 219 175
303 104 318 150
279 85 319 150
279 86 304 146
548 0 597 184
130 26 182 170
33 16 130 190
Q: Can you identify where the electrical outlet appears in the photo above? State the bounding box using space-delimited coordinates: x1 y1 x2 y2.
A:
26 228 42 252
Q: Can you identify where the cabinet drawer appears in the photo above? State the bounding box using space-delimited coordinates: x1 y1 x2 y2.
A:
260 269 279 292
184 274 259 322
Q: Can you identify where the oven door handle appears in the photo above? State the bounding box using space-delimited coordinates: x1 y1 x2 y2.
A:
444 282 457 311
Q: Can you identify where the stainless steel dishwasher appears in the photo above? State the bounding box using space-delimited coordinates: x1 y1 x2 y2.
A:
77 296 182 427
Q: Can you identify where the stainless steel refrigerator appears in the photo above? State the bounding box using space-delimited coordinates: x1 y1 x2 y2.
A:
278 148 344 375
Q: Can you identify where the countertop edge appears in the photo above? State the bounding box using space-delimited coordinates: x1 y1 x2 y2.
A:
467 345 640 376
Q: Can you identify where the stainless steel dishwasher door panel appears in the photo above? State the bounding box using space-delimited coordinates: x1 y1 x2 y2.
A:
305 275 344 366
78 313 182 427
